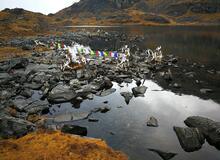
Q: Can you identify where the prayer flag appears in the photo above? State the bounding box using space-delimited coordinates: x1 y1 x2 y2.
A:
100 51 104 57
96 51 99 57
104 51 108 56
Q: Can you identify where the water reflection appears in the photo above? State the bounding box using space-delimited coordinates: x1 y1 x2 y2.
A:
64 26 220 69
49 80 220 160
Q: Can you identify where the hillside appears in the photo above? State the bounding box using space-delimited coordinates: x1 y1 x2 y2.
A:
0 8 56 39
55 0 220 25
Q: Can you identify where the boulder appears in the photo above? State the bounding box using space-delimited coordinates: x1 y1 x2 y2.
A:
48 84 76 103
147 117 159 127
61 125 87 136
120 92 133 104
92 106 111 113
0 115 35 139
148 148 177 160
173 126 205 152
52 111 91 123
132 86 147 97
7 58 29 70
96 88 116 97
184 116 220 149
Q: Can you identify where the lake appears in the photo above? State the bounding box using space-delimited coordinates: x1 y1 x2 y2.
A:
50 26 220 160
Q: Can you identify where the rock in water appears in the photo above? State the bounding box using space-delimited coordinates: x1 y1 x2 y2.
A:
173 126 205 152
92 106 111 113
52 111 91 123
0 115 35 138
48 84 76 103
132 86 147 97
184 116 220 149
148 148 177 160
147 116 159 127
61 125 87 136
96 88 116 97
120 92 133 104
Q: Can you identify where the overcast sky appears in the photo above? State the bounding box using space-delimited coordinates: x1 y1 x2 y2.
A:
0 0 80 15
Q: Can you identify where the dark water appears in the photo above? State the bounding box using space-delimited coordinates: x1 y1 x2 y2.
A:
49 26 220 160
67 25 220 69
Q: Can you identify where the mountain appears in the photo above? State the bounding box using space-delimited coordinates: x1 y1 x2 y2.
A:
0 8 55 39
55 0 220 25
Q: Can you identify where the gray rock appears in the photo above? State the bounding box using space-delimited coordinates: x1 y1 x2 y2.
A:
200 88 213 94
20 89 34 98
147 116 159 127
61 125 87 136
124 78 132 83
92 106 111 113
0 115 35 139
69 79 81 89
48 84 76 103
132 86 147 97
24 83 43 90
52 111 91 123
173 126 205 152
184 116 220 149
7 58 29 70
96 88 116 97
148 148 177 160
120 92 133 104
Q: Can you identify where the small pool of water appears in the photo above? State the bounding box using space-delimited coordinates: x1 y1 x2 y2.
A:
47 80 220 160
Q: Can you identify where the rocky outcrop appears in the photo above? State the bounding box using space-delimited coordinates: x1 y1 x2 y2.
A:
173 126 205 152
184 116 220 150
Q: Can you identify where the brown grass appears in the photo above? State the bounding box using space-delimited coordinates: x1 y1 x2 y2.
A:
0 47 30 61
0 131 128 160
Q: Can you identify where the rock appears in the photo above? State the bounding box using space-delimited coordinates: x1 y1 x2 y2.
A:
123 78 132 83
132 86 147 97
48 84 76 103
147 116 159 127
120 92 133 104
173 83 181 88
148 149 177 160
61 125 87 136
0 115 35 138
136 80 142 87
22 44 33 50
92 106 111 113
185 72 195 78
200 88 213 94
86 93 94 100
69 79 81 89
88 118 99 122
164 69 173 81
96 88 116 97
7 58 29 70
184 116 220 149
52 111 91 123
20 89 33 98
24 83 42 90
12 97 33 111
173 126 205 152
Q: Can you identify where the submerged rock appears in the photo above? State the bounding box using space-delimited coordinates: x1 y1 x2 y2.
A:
132 86 147 97
61 125 87 136
147 116 159 127
184 116 220 149
120 92 133 104
173 126 205 152
148 148 177 160
52 111 91 123
0 115 35 139
48 84 76 103
92 106 111 113
96 88 116 97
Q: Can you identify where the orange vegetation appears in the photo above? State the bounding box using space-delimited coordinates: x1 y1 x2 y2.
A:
0 47 30 61
0 131 128 160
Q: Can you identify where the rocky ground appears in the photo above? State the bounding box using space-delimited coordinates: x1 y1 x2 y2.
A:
0 30 220 159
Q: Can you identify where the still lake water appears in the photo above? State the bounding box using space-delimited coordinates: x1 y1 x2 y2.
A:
51 26 220 160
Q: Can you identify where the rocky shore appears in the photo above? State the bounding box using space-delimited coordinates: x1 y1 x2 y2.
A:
0 30 220 159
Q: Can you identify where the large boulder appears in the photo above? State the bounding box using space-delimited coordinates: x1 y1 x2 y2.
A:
184 116 220 149
173 126 205 152
0 115 35 139
48 84 76 103
7 58 29 71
